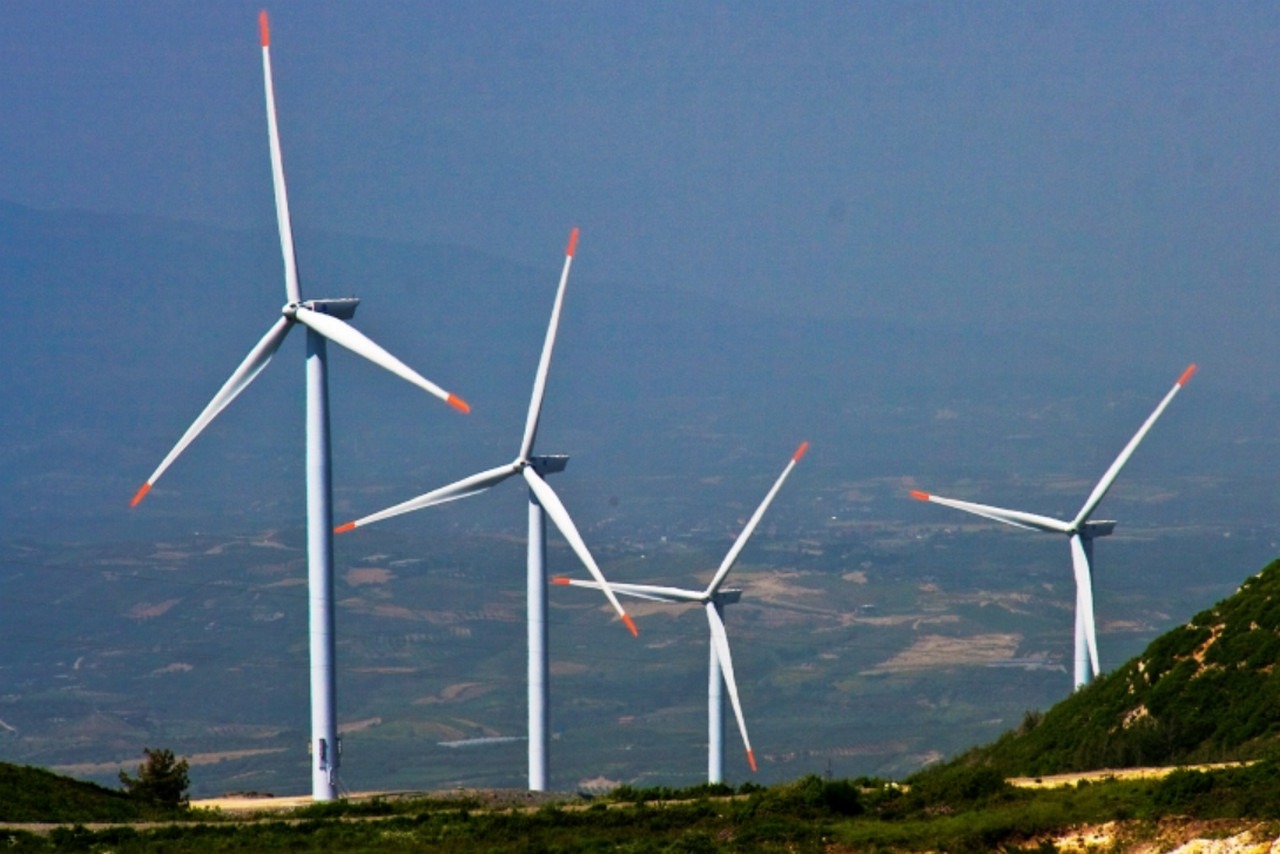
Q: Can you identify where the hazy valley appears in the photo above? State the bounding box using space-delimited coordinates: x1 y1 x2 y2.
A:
0 465 1267 797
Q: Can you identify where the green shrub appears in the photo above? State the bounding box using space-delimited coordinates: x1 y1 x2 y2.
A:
1153 769 1213 809
905 763 1012 812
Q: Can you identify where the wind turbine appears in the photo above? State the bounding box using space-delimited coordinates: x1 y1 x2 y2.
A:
555 441 808 783
911 364 1195 691
129 11 470 801
334 227 637 791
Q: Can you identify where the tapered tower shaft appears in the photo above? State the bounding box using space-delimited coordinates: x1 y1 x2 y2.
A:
306 328 339 801
708 627 725 784
527 493 550 791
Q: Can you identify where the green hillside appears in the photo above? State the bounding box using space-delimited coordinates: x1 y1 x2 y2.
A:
0 762 167 822
967 558 1280 777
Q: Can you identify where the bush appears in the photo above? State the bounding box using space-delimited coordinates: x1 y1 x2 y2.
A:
821 779 864 816
905 763 1012 813
1153 769 1213 809
739 774 863 818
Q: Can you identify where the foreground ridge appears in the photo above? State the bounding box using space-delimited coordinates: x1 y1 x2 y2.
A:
959 558 1280 778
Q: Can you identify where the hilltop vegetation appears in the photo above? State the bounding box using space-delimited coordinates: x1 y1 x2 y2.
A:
954 558 1280 777
10 767 1280 852
0 762 180 823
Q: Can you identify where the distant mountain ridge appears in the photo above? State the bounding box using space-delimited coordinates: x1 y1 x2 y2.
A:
965 558 1280 776
2 199 1153 543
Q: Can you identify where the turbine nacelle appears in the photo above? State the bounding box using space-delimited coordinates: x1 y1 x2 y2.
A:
283 297 360 321
528 454 569 476
1078 520 1116 539
713 589 744 606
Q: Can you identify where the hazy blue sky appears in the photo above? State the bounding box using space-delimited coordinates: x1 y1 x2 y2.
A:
2 2 1278 379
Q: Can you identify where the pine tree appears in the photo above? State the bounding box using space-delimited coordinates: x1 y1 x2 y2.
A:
118 747 190 808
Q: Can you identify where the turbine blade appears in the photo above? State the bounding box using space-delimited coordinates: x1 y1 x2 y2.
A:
1072 363 1196 528
519 227 578 460
132 316 292 506
523 467 637 636
909 490 1071 534
293 306 469 412
1069 533 1100 680
551 577 702 604
259 10 301 304
706 441 808 596
705 602 756 772
334 463 515 533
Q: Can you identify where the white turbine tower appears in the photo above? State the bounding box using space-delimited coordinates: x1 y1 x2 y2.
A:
335 227 637 791
130 11 470 801
555 441 808 783
911 364 1195 691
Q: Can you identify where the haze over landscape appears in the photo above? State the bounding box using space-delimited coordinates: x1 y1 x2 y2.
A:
2 2 1280 797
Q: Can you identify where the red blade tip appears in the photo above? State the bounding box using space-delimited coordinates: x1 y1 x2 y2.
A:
258 10 270 47
909 490 930 502
566 227 580 258
447 394 471 414
1178 363 1197 386
746 749 758 773
130 483 152 508
334 521 356 535
793 441 809 462
551 576 571 585
622 613 639 637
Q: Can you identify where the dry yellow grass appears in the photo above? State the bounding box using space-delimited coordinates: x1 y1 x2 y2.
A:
1009 761 1252 789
